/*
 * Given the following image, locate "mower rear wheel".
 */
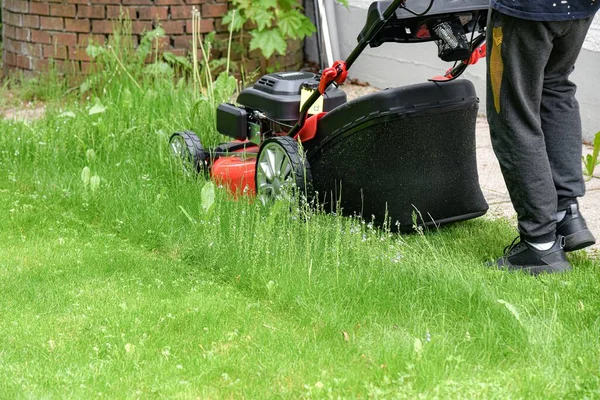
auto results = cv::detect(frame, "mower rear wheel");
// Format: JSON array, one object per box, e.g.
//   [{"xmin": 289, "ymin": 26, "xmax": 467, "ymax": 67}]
[
  {"xmin": 255, "ymin": 136, "xmax": 313, "ymax": 205},
  {"xmin": 169, "ymin": 131, "xmax": 207, "ymax": 176}
]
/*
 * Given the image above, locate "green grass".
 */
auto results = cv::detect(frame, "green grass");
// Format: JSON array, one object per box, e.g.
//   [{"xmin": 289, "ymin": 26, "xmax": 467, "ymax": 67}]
[{"xmin": 0, "ymin": 70, "xmax": 599, "ymax": 398}]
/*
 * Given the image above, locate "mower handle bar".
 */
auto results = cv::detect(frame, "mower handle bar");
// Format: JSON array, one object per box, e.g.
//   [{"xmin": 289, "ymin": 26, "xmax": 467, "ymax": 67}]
[{"xmin": 287, "ymin": 0, "xmax": 407, "ymax": 137}]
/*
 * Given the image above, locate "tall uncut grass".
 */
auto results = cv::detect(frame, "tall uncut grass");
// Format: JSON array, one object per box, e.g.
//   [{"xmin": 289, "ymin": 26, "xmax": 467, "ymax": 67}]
[{"xmin": 0, "ymin": 27, "xmax": 599, "ymax": 398}]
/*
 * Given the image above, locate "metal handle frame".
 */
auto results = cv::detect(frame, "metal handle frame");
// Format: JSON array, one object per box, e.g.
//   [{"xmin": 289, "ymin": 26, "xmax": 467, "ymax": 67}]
[{"xmin": 287, "ymin": 0, "xmax": 407, "ymax": 137}]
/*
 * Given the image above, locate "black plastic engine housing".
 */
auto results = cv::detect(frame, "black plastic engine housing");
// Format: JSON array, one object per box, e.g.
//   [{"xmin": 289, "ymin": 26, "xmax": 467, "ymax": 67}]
[{"xmin": 236, "ymin": 71, "xmax": 347, "ymax": 125}]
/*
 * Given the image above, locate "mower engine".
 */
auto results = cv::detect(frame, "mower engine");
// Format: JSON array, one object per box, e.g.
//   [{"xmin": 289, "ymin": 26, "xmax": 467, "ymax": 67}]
[
  {"xmin": 216, "ymin": 72, "xmax": 347, "ymax": 143},
  {"xmin": 360, "ymin": 0, "xmax": 488, "ymax": 62}
]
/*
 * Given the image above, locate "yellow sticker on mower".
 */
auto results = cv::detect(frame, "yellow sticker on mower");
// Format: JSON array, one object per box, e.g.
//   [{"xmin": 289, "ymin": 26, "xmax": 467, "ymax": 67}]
[{"xmin": 300, "ymin": 87, "xmax": 324, "ymax": 115}]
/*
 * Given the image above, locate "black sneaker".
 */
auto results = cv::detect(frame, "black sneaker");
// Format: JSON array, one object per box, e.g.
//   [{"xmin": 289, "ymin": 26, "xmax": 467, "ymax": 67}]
[
  {"xmin": 557, "ymin": 204, "xmax": 596, "ymax": 252},
  {"xmin": 489, "ymin": 236, "xmax": 572, "ymax": 275}
]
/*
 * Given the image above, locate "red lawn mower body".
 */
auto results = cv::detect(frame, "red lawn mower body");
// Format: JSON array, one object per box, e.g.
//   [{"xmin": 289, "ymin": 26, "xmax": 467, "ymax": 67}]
[{"xmin": 170, "ymin": 0, "xmax": 491, "ymax": 231}]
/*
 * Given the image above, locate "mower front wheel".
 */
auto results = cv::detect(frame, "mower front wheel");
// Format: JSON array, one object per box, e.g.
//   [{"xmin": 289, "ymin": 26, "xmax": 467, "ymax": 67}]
[
  {"xmin": 169, "ymin": 131, "xmax": 207, "ymax": 176},
  {"xmin": 255, "ymin": 136, "xmax": 313, "ymax": 205}
]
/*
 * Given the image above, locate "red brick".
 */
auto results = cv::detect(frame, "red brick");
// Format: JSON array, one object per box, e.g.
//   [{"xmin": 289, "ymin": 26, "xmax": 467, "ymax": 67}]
[
  {"xmin": 138, "ymin": 6, "xmax": 168, "ymax": 20},
  {"xmin": 154, "ymin": 36, "xmax": 171, "ymax": 49},
  {"xmin": 22, "ymin": 43, "xmax": 43, "ymax": 57},
  {"xmin": 33, "ymin": 58, "xmax": 50, "ymax": 71},
  {"xmin": 170, "ymin": 5, "xmax": 194, "ymax": 19},
  {"xmin": 4, "ymin": 10, "xmax": 23, "ymax": 27},
  {"xmin": 123, "ymin": 0, "xmax": 153, "ymax": 4},
  {"xmin": 80, "ymin": 61, "xmax": 93, "ymax": 74},
  {"xmin": 5, "ymin": 30, "xmax": 19, "ymax": 43},
  {"xmin": 185, "ymin": 18, "xmax": 214, "ymax": 34},
  {"xmin": 77, "ymin": 5, "xmax": 106, "ymax": 19},
  {"xmin": 68, "ymin": 46, "xmax": 91, "ymax": 62},
  {"xmin": 201, "ymin": 4, "xmax": 227, "ymax": 18},
  {"xmin": 65, "ymin": 0, "xmax": 93, "ymax": 5},
  {"xmin": 4, "ymin": 0, "xmax": 29, "ymax": 13},
  {"xmin": 153, "ymin": 0, "xmax": 183, "ymax": 4},
  {"xmin": 92, "ymin": 20, "xmax": 114, "ymax": 34},
  {"xmin": 78, "ymin": 34, "xmax": 107, "ymax": 45},
  {"xmin": 30, "ymin": 3, "xmax": 50, "ymax": 15},
  {"xmin": 16, "ymin": 55, "xmax": 33, "ymax": 70},
  {"xmin": 4, "ymin": 39, "xmax": 22, "ymax": 53},
  {"xmin": 15, "ymin": 27, "xmax": 31, "ymax": 41},
  {"xmin": 52, "ymin": 32, "xmax": 78, "ymax": 46},
  {"xmin": 43, "ymin": 45, "xmax": 68, "ymax": 60},
  {"xmin": 214, "ymin": 17, "xmax": 227, "ymax": 32},
  {"xmin": 131, "ymin": 21, "xmax": 153, "ymax": 34},
  {"xmin": 65, "ymin": 18, "xmax": 91, "ymax": 33},
  {"xmin": 3, "ymin": 51, "xmax": 18, "ymax": 67},
  {"xmin": 168, "ymin": 48, "xmax": 187, "ymax": 57},
  {"xmin": 59, "ymin": 60, "xmax": 81, "ymax": 75},
  {"xmin": 23, "ymin": 15, "xmax": 41, "ymax": 29},
  {"xmin": 91, "ymin": 0, "xmax": 126, "ymax": 4},
  {"xmin": 50, "ymin": 4, "xmax": 76, "ymax": 18},
  {"xmin": 31, "ymin": 29, "xmax": 53, "ymax": 44},
  {"xmin": 107, "ymin": 5, "xmax": 138, "ymax": 19},
  {"xmin": 5, "ymin": 0, "xmax": 239, "ymax": 75},
  {"xmin": 159, "ymin": 21, "xmax": 185, "ymax": 35},
  {"xmin": 40, "ymin": 17, "xmax": 64, "ymax": 31},
  {"xmin": 172, "ymin": 35, "xmax": 192, "ymax": 49},
  {"xmin": 3, "ymin": 25, "xmax": 17, "ymax": 39}
]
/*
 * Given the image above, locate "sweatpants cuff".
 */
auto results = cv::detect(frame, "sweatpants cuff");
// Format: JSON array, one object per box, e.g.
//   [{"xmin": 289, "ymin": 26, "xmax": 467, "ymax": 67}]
[
  {"xmin": 521, "ymin": 232, "xmax": 557, "ymax": 244},
  {"xmin": 558, "ymin": 198, "xmax": 579, "ymax": 211}
]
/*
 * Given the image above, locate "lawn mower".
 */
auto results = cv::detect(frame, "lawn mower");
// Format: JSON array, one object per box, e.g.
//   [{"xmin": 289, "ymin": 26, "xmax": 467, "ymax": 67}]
[{"xmin": 169, "ymin": 0, "xmax": 490, "ymax": 231}]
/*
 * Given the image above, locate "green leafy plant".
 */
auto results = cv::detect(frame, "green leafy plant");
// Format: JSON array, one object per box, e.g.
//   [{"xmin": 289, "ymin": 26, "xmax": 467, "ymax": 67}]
[
  {"xmin": 583, "ymin": 130, "xmax": 600, "ymax": 179},
  {"xmin": 85, "ymin": 22, "xmax": 181, "ymax": 93},
  {"xmin": 223, "ymin": 0, "xmax": 348, "ymax": 59}
]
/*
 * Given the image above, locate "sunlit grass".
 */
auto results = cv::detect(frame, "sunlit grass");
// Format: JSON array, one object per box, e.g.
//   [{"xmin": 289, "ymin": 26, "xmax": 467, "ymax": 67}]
[{"xmin": 0, "ymin": 65, "xmax": 599, "ymax": 398}]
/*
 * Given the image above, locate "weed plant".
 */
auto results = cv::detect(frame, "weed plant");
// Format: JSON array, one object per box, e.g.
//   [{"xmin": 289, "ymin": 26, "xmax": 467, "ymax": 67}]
[
  {"xmin": 0, "ymin": 27, "xmax": 599, "ymax": 399},
  {"xmin": 583, "ymin": 130, "xmax": 600, "ymax": 179}
]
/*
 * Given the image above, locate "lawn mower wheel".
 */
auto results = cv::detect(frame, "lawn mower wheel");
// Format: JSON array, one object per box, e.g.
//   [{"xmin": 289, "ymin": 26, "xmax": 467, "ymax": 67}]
[
  {"xmin": 256, "ymin": 136, "xmax": 313, "ymax": 205},
  {"xmin": 169, "ymin": 131, "xmax": 207, "ymax": 176}
]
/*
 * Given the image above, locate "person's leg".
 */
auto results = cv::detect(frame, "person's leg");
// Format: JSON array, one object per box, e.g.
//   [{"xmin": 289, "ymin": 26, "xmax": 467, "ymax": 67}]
[
  {"xmin": 540, "ymin": 17, "xmax": 596, "ymax": 251},
  {"xmin": 486, "ymin": 10, "xmax": 557, "ymax": 244},
  {"xmin": 541, "ymin": 17, "xmax": 592, "ymax": 211}
]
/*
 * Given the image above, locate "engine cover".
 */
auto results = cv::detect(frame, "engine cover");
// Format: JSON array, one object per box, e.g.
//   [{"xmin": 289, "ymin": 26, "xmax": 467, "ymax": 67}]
[{"xmin": 236, "ymin": 72, "xmax": 347, "ymax": 125}]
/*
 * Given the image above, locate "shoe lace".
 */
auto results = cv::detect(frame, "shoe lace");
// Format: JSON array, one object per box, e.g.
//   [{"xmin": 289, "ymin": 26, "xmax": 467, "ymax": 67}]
[{"xmin": 503, "ymin": 236, "xmax": 523, "ymax": 257}]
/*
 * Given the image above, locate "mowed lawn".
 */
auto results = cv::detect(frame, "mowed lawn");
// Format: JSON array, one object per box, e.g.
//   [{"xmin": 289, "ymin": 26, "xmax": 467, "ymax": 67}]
[{"xmin": 1, "ymin": 75, "xmax": 599, "ymax": 398}]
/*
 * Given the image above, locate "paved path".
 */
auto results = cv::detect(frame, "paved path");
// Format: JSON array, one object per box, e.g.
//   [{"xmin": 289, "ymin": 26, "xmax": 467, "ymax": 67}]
[{"xmin": 476, "ymin": 117, "xmax": 600, "ymax": 252}]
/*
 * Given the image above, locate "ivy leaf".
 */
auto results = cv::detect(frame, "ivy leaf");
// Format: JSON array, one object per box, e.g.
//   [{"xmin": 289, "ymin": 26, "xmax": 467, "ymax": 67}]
[
  {"xmin": 213, "ymin": 72, "xmax": 238, "ymax": 104},
  {"xmin": 222, "ymin": 10, "xmax": 246, "ymax": 31},
  {"xmin": 278, "ymin": 10, "xmax": 315, "ymax": 39},
  {"xmin": 250, "ymin": 29, "xmax": 287, "ymax": 58},
  {"xmin": 277, "ymin": 0, "xmax": 298, "ymax": 11},
  {"xmin": 255, "ymin": 8, "xmax": 274, "ymax": 31},
  {"xmin": 260, "ymin": 0, "xmax": 277, "ymax": 8}
]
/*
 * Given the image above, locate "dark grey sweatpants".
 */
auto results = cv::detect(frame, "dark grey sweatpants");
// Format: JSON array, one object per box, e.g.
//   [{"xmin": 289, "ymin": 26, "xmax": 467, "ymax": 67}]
[{"xmin": 486, "ymin": 9, "xmax": 594, "ymax": 243}]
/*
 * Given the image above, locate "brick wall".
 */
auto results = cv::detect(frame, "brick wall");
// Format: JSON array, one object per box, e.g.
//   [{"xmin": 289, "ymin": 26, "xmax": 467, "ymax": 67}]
[{"xmin": 1, "ymin": 0, "xmax": 304, "ymax": 75}]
